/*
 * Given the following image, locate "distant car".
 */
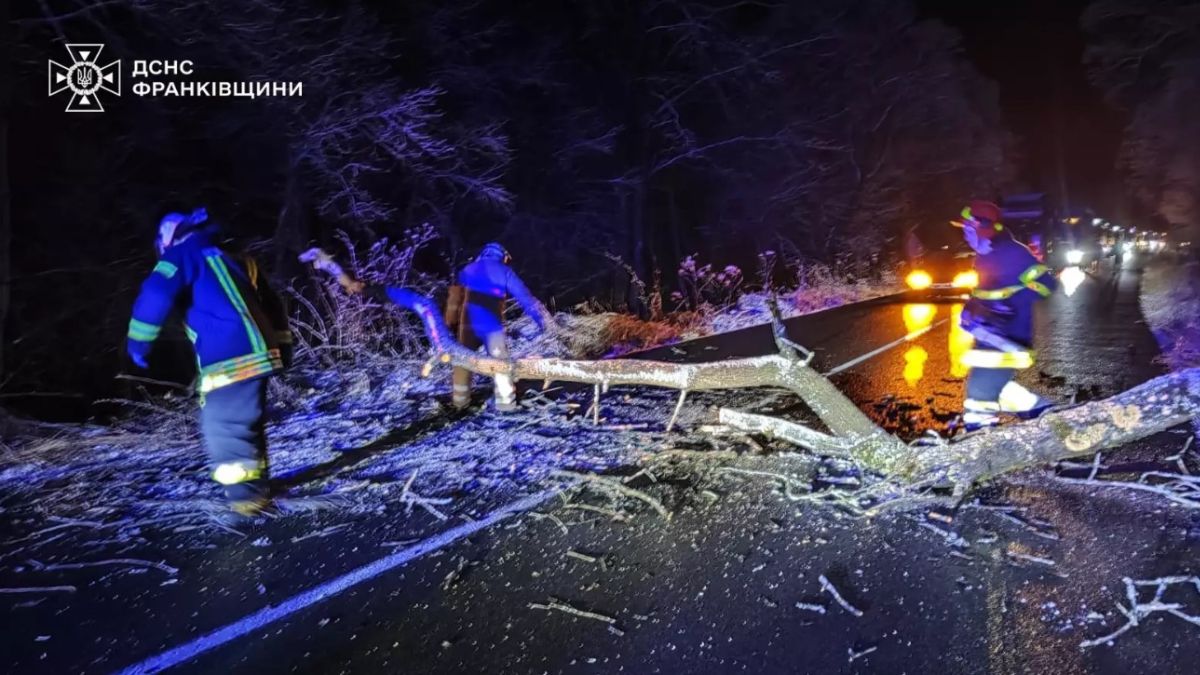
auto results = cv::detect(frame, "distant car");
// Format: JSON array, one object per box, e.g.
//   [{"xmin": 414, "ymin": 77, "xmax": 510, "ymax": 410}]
[
  {"xmin": 1042, "ymin": 239, "xmax": 1100, "ymax": 269},
  {"xmin": 902, "ymin": 246, "xmax": 977, "ymax": 298}
]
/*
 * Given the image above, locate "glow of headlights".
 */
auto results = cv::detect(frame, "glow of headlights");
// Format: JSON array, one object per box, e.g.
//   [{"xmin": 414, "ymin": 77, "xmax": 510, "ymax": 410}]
[
  {"xmin": 1065, "ymin": 249, "xmax": 1084, "ymax": 264},
  {"xmin": 906, "ymin": 270, "xmax": 933, "ymax": 290},
  {"xmin": 1061, "ymin": 265, "xmax": 1086, "ymax": 297},
  {"xmin": 951, "ymin": 270, "xmax": 979, "ymax": 288}
]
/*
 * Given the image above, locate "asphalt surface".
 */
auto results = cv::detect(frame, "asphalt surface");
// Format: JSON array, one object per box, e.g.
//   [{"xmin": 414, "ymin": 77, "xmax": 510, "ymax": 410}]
[{"xmin": 4, "ymin": 261, "xmax": 1197, "ymax": 674}]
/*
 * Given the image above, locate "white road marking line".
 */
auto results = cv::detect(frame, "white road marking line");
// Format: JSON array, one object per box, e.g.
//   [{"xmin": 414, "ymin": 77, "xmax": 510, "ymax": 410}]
[
  {"xmin": 114, "ymin": 487, "xmax": 565, "ymax": 674},
  {"xmin": 823, "ymin": 320, "xmax": 947, "ymax": 377}
]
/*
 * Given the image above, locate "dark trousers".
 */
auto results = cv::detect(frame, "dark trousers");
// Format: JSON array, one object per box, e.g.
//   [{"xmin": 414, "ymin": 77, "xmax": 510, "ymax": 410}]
[
  {"xmin": 965, "ymin": 364, "xmax": 1014, "ymax": 406},
  {"xmin": 200, "ymin": 377, "xmax": 269, "ymax": 501},
  {"xmin": 446, "ymin": 287, "xmax": 512, "ymax": 407}
]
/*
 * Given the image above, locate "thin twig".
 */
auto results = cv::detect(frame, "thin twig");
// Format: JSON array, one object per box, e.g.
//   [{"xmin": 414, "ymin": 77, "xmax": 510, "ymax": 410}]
[
  {"xmin": 529, "ymin": 598, "xmax": 618, "ymax": 625},
  {"xmin": 554, "ymin": 469, "xmax": 670, "ymax": 520},
  {"xmin": 527, "ymin": 511, "xmax": 569, "ymax": 535},
  {"xmin": 28, "ymin": 557, "xmax": 178, "ymax": 576},
  {"xmin": 665, "ymin": 389, "xmax": 688, "ymax": 432},
  {"xmin": 0, "ymin": 586, "xmax": 77, "ymax": 594},
  {"xmin": 819, "ymin": 574, "xmax": 863, "ymax": 617},
  {"xmin": 794, "ymin": 602, "xmax": 827, "ymax": 614},
  {"xmin": 848, "ymin": 645, "xmax": 878, "ymax": 662}
]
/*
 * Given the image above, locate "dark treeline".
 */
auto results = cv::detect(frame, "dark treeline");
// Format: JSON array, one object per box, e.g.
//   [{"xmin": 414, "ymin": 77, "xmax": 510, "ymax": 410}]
[
  {"xmin": 7, "ymin": 0, "xmax": 1015, "ymax": 400},
  {"xmin": 1083, "ymin": 1, "xmax": 1200, "ymax": 247}
]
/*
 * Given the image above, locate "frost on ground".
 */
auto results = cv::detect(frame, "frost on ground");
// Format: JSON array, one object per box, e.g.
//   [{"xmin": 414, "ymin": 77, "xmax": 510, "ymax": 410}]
[
  {"xmin": 0, "ymin": 239, "xmax": 895, "ymax": 589},
  {"xmin": 0, "ymin": 359, "xmax": 669, "ymax": 541}
]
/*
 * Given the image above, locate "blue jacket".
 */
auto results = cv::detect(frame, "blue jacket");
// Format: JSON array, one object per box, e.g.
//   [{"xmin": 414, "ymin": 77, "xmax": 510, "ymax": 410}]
[
  {"xmin": 127, "ymin": 232, "xmax": 289, "ymax": 392},
  {"xmin": 967, "ymin": 234, "xmax": 1056, "ymax": 347},
  {"xmin": 457, "ymin": 257, "xmax": 549, "ymax": 336}
]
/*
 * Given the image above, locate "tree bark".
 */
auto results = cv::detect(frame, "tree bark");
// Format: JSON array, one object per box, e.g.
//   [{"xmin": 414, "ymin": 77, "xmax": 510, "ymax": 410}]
[{"xmin": 904, "ymin": 369, "xmax": 1200, "ymax": 486}]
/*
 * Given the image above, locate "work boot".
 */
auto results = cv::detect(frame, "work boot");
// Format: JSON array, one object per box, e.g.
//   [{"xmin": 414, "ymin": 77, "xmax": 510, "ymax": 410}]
[
  {"xmin": 998, "ymin": 381, "xmax": 1053, "ymax": 419},
  {"xmin": 961, "ymin": 411, "xmax": 1000, "ymax": 432},
  {"xmin": 1014, "ymin": 398, "xmax": 1055, "ymax": 420},
  {"xmin": 224, "ymin": 481, "xmax": 273, "ymax": 518},
  {"xmin": 492, "ymin": 398, "xmax": 518, "ymax": 413}
]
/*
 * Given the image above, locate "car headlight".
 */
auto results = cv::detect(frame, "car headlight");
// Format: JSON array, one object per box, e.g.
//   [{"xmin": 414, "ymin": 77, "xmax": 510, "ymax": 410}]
[
  {"xmin": 906, "ymin": 270, "xmax": 933, "ymax": 290},
  {"xmin": 1060, "ymin": 265, "xmax": 1086, "ymax": 297},
  {"xmin": 951, "ymin": 270, "xmax": 979, "ymax": 289},
  {"xmin": 1065, "ymin": 249, "xmax": 1085, "ymax": 264}
]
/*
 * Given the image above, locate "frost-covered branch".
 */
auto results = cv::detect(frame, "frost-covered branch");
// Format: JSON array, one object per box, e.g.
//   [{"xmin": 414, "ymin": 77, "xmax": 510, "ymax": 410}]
[{"xmin": 1081, "ymin": 576, "xmax": 1200, "ymax": 649}]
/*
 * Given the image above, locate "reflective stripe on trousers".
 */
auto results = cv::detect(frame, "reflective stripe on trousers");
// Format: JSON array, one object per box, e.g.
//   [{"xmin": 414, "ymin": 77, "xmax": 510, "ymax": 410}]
[
  {"xmin": 200, "ymin": 378, "xmax": 269, "ymax": 496},
  {"xmin": 212, "ymin": 459, "xmax": 263, "ymax": 485},
  {"xmin": 961, "ymin": 348, "xmax": 1035, "ymax": 370},
  {"xmin": 451, "ymin": 328, "xmax": 515, "ymax": 405},
  {"xmin": 962, "ymin": 411, "xmax": 1000, "ymax": 428}
]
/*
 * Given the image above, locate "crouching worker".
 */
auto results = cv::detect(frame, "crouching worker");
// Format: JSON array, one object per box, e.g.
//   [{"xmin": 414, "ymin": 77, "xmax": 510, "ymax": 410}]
[
  {"xmin": 953, "ymin": 200, "xmax": 1057, "ymax": 431},
  {"xmin": 127, "ymin": 208, "xmax": 291, "ymax": 516},
  {"xmin": 446, "ymin": 243, "xmax": 553, "ymax": 411},
  {"xmin": 299, "ymin": 243, "xmax": 553, "ymax": 411}
]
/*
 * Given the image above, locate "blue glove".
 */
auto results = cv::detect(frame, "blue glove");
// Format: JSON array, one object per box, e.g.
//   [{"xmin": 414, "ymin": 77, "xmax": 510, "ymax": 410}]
[{"xmin": 127, "ymin": 339, "xmax": 151, "ymax": 369}]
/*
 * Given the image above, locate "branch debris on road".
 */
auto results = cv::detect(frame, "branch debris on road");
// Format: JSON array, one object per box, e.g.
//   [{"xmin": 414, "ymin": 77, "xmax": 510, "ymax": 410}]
[{"xmin": 819, "ymin": 574, "xmax": 864, "ymax": 617}]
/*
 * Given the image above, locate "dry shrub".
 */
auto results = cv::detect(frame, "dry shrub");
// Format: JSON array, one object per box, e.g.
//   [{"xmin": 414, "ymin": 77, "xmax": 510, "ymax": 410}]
[
  {"xmin": 568, "ymin": 312, "xmax": 694, "ymax": 357},
  {"xmin": 792, "ymin": 261, "xmax": 897, "ymax": 314},
  {"xmin": 287, "ymin": 225, "xmax": 446, "ymax": 368}
]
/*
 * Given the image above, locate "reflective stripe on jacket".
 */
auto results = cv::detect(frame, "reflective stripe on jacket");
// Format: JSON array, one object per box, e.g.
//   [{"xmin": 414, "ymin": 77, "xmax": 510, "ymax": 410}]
[
  {"xmin": 966, "ymin": 235, "xmax": 1057, "ymax": 346},
  {"xmin": 128, "ymin": 233, "xmax": 285, "ymax": 392}
]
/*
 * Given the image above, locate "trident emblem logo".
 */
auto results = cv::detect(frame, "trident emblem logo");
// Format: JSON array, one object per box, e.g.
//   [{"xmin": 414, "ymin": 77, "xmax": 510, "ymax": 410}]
[{"xmin": 48, "ymin": 44, "xmax": 121, "ymax": 112}]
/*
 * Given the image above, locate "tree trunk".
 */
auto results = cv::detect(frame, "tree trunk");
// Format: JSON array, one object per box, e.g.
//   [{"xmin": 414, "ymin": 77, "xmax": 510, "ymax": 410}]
[
  {"xmin": 905, "ymin": 369, "xmax": 1200, "ymax": 486},
  {"xmin": 272, "ymin": 155, "xmax": 311, "ymax": 275},
  {"xmin": 305, "ymin": 254, "xmax": 1200, "ymax": 493},
  {"xmin": 388, "ymin": 289, "xmax": 1200, "ymax": 489},
  {"xmin": 665, "ymin": 187, "xmax": 684, "ymax": 272}
]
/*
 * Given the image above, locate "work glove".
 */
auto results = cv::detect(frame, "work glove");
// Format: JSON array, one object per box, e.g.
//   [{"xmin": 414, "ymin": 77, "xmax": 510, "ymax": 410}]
[{"xmin": 127, "ymin": 339, "xmax": 151, "ymax": 369}]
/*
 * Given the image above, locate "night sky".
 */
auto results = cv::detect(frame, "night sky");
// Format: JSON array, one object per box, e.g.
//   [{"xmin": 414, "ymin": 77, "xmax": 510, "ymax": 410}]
[{"xmin": 919, "ymin": 0, "xmax": 1128, "ymax": 218}]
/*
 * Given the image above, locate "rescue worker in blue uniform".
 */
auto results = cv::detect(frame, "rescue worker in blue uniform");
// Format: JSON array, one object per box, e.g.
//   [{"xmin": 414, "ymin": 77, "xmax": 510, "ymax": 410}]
[
  {"xmin": 953, "ymin": 201, "xmax": 1057, "ymax": 430},
  {"xmin": 446, "ymin": 243, "xmax": 553, "ymax": 411},
  {"xmin": 127, "ymin": 208, "xmax": 291, "ymax": 515}
]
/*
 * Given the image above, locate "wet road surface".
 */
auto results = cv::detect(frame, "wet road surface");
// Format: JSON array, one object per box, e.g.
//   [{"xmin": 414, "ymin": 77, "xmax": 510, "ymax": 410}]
[{"xmin": 4, "ymin": 262, "xmax": 1197, "ymax": 674}]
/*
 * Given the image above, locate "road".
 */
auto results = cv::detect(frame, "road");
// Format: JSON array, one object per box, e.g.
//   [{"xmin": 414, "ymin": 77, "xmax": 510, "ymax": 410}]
[{"xmin": 4, "ymin": 262, "xmax": 1196, "ymax": 674}]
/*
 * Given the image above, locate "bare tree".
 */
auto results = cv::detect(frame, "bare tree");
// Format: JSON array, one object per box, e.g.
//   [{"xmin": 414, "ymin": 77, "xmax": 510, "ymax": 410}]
[
  {"xmin": 1084, "ymin": 1, "xmax": 1200, "ymax": 245},
  {"xmin": 0, "ymin": 0, "xmax": 11, "ymax": 380}
]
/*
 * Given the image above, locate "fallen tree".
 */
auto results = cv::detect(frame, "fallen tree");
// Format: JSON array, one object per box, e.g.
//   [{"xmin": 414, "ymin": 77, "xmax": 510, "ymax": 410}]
[{"xmin": 300, "ymin": 249, "xmax": 1200, "ymax": 495}]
